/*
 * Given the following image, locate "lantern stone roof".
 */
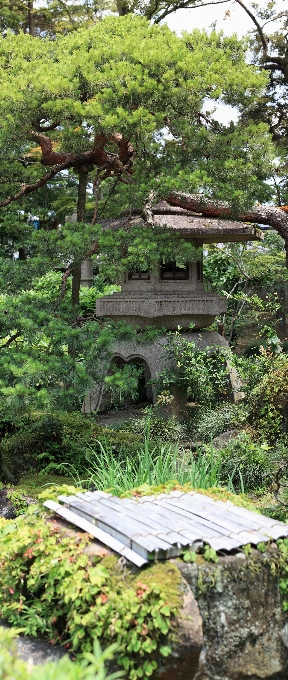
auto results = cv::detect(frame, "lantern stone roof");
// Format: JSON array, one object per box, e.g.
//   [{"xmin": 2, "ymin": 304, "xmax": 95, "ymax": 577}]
[{"xmin": 100, "ymin": 201, "xmax": 263, "ymax": 243}]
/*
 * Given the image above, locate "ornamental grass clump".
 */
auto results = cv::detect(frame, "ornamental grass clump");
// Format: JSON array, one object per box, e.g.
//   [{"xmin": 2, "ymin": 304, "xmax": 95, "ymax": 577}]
[{"xmin": 84, "ymin": 438, "xmax": 221, "ymax": 494}]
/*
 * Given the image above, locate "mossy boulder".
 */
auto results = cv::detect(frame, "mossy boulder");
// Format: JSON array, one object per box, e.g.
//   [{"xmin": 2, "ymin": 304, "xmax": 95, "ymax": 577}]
[{"xmin": 178, "ymin": 548, "xmax": 288, "ymax": 679}]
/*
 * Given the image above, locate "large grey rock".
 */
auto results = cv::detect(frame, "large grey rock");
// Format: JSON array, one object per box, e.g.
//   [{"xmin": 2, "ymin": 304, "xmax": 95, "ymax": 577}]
[
  {"xmin": 177, "ymin": 548, "xmax": 288, "ymax": 679},
  {"xmin": 212, "ymin": 429, "xmax": 239, "ymax": 449},
  {"xmin": 0, "ymin": 489, "xmax": 16, "ymax": 519},
  {"xmin": 0, "ymin": 623, "xmax": 67, "ymax": 664}
]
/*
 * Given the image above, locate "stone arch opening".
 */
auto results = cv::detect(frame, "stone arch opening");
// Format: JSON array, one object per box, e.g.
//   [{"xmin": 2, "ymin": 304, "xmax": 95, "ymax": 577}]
[{"xmin": 111, "ymin": 354, "xmax": 153, "ymax": 405}]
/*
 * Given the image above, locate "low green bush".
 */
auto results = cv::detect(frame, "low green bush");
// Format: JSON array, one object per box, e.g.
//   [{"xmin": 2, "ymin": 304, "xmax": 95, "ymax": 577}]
[
  {"xmin": 6, "ymin": 488, "xmax": 31, "ymax": 515},
  {"xmin": 159, "ymin": 335, "xmax": 231, "ymax": 408},
  {"xmin": 248, "ymin": 354, "xmax": 288, "ymax": 442},
  {"xmin": 117, "ymin": 410, "xmax": 186, "ymax": 443},
  {"xmin": 0, "ymin": 627, "xmax": 124, "ymax": 680},
  {"xmin": 218, "ymin": 432, "xmax": 274, "ymax": 492},
  {"xmin": 0, "ymin": 411, "xmax": 142, "ymax": 483},
  {"xmin": 260, "ymin": 505, "xmax": 288, "ymax": 523},
  {"xmin": 243, "ymin": 336, "xmax": 283, "ymax": 358},
  {"xmin": 193, "ymin": 403, "xmax": 247, "ymax": 443},
  {"xmin": 0, "ymin": 431, "xmax": 40, "ymax": 483},
  {"xmin": 0, "ymin": 511, "xmax": 181, "ymax": 680}
]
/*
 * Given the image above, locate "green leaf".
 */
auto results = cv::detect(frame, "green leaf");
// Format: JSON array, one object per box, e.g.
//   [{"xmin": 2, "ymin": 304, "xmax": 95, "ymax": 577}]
[
  {"xmin": 183, "ymin": 550, "xmax": 197, "ymax": 563},
  {"xmin": 159, "ymin": 645, "xmax": 171, "ymax": 657}
]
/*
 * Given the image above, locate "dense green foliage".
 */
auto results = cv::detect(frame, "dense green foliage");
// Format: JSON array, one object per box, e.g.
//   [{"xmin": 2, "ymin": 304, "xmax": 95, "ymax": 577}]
[
  {"xmin": 0, "ymin": 17, "xmax": 269, "ymax": 208},
  {"xmin": 0, "ymin": 510, "xmax": 181, "ymax": 679},
  {"xmin": 219, "ymin": 433, "xmax": 273, "ymax": 493},
  {"xmin": 0, "ymin": 3, "xmax": 283, "ymax": 432},
  {"xmin": 0, "ymin": 411, "xmax": 143, "ymax": 482},
  {"xmin": 0, "ymin": 3, "xmax": 288, "ymax": 674},
  {"xmin": 0, "ymin": 14, "xmax": 275, "ymax": 421},
  {"xmin": 157, "ymin": 334, "xmax": 232, "ymax": 407},
  {"xmin": 203, "ymin": 231, "xmax": 287, "ymax": 343}
]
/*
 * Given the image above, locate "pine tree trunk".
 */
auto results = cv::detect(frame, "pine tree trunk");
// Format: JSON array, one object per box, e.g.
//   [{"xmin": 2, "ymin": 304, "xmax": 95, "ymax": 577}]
[
  {"xmin": 71, "ymin": 264, "xmax": 81, "ymax": 306},
  {"xmin": 76, "ymin": 168, "xmax": 88, "ymax": 223},
  {"xmin": 116, "ymin": 0, "xmax": 129, "ymax": 15},
  {"xmin": 28, "ymin": 1, "xmax": 35, "ymax": 36},
  {"xmin": 71, "ymin": 169, "xmax": 88, "ymax": 306}
]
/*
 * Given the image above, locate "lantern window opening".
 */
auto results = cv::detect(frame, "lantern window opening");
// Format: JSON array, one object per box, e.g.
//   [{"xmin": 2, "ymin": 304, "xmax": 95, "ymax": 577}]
[
  {"xmin": 160, "ymin": 262, "xmax": 189, "ymax": 280},
  {"xmin": 128, "ymin": 270, "xmax": 150, "ymax": 280}
]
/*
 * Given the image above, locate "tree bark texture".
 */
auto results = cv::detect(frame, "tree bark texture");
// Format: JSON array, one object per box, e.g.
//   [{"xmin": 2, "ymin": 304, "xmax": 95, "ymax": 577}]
[
  {"xmin": 116, "ymin": 0, "xmax": 129, "ymax": 15},
  {"xmin": 28, "ymin": 0, "xmax": 35, "ymax": 36},
  {"xmin": 76, "ymin": 168, "xmax": 88, "ymax": 222},
  {"xmin": 72, "ymin": 169, "xmax": 88, "ymax": 307},
  {"xmin": 0, "ymin": 133, "xmax": 135, "ymax": 211},
  {"xmin": 71, "ymin": 263, "xmax": 81, "ymax": 306},
  {"xmin": 166, "ymin": 191, "xmax": 288, "ymax": 265},
  {"xmin": 31, "ymin": 132, "xmax": 135, "ymax": 183}
]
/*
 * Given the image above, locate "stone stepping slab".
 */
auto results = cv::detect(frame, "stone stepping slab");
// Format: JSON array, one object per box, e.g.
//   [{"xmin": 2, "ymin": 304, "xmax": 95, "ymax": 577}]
[{"xmin": 44, "ymin": 490, "xmax": 288, "ymax": 564}]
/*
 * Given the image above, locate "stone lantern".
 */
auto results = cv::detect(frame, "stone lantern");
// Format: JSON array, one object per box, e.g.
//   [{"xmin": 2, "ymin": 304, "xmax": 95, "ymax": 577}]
[{"xmin": 83, "ymin": 202, "xmax": 263, "ymax": 417}]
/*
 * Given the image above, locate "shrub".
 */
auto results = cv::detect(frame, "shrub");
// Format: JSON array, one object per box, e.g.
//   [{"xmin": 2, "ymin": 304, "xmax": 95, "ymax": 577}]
[
  {"xmin": 0, "ymin": 411, "xmax": 142, "ymax": 483},
  {"xmin": 0, "ymin": 512, "xmax": 181, "ymax": 680},
  {"xmin": 218, "ymin": 432, "xmax": 274, "ymax": 492},
  {"xmin": 248, "ymin": 353, "xmax": 288, "ymax": 442},
  {"xmin": 0, "ymin": 627, "xmax": 124, "ymax": 680},
  {"xmin": 117, "ymin": 409, "xmax": 186, "ymax": 443},
  {"xmin": 243, "ymin": 336, "xmax": 283, "ymax": 358},
  {"xmin": 193, "ymin": 403, "xmax": 247, "ymax": 443},
  {"xmin": 158, "ymin": 334, "xmax": 231, "ymax": 408},
  {"xmin": 0, "ymin": 431, "xmax": 40, "ymax": 483}
]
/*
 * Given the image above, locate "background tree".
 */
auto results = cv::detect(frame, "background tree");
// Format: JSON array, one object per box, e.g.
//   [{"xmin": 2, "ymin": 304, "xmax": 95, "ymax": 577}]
[
  {"xmin": 0, "ymin": 12, "xmax": 282, "ymax": 417},
  {"xmin": 203, "ymin": 231, "xmax": 287, "ymax": 343},
  {"xmin": 0, "ymin": 18, "xmax": 271, "ymax": 293},
  {"xmin": 0, "ymin": 0, "xmax": 109, "ymax": 37},
  {"xmin": 234, "ymin": 1, "xmax": 288, "ymax": 206}
]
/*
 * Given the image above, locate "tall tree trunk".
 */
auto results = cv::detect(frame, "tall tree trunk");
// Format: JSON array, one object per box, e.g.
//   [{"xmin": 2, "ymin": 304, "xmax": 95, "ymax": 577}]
[
  {"xmin": 166, "ymin": 192, "xmax": 288, "ymax": 267},
  {"xmin": 116, "ymin": 0, "xmax": 129, "ymax": 15},
  {"xmin": 71, "ymin": 168, "xmax": 88, "ymax": 306},
  {"xmin": 28, "ymin": 1, "xmax": 35, "ymax": 36}
]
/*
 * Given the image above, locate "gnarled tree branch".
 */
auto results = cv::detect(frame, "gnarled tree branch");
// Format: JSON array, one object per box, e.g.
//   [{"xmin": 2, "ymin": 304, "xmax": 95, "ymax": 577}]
[
  {"xmin": 0, "ymin": 331, "xmax": 21, "ymax": 349},
  {"xmin": 143, "ymin": 190, "xmax": 157, "ymax": 226},
  {"xmin": 54, "ymin": 266, "xmax": 73, "ymax": 308},
  {"xmin": 0, "ymin": 132, "xmax": 136, "ymax": 210},
  {"xmin": 0, "ymin": 161, "xmax": 71, "ymax": 209},
  {"xmin": 235, "ymin": 0, "xmax": 268, "ymax": 56},
  {"xmin": 153, "ymin": 0, "xmax": 229, "ymax": 24},
  {"xmin": 166, "ymin": 191, "xmax": 288, "ymax": 264},
  {"xmin": 33, "ymin": 120, "xmax": 61, "ymax": 132},
  {"xmin": 31, "ymin": 131, "xmax": 135, "ymax": 182}
]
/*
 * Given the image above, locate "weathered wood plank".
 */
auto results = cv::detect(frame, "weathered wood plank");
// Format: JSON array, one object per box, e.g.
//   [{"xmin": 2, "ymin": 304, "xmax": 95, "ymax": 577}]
[
  {"xmin": 44, "ymin": 500, "xmax": 147, "ymax": 567},
  {"xmin": 154, "ymin": 500, "xmax": 234, "ymax": 537},
  {"xmin": 56, "ymin": 490, "xmax": 288, "ymax": 560}
]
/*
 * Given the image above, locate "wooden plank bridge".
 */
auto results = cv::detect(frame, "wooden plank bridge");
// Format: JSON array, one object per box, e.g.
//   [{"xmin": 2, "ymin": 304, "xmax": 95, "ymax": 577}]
[{"xmin": 44, "ymin": 489, "xmax": 288, "ymax": 567}]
